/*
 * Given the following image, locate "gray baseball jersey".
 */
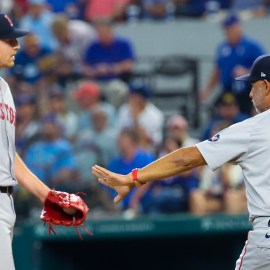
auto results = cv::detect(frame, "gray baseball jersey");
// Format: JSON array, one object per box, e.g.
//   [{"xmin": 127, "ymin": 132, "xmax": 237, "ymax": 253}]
[
  {"xmin": 196, "ymin": 109, "xmax": 270, "ymax": 222},
  {"xmin": 0, "ymin": 77, "xmax": 17, "ymax": 186}
]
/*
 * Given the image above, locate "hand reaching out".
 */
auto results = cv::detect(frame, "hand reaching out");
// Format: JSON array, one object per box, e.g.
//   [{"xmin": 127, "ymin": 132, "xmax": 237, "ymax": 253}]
[{"xmin": 91, "ymin": 165, "xmax": 134, "ymax": 204}]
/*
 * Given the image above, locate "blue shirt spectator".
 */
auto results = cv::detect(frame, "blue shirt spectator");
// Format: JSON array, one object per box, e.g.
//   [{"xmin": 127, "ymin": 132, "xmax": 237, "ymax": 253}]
[
  {"xmin": 108, "ymin": 149, "xmax": 155, "ymax": 209},
  {"xmin": 46, "ymin": 0, "xmax": 77, "ymax": 13},
  {"xmin": 128, "ymin": 135, "xmax": 199, "ymax": 215},
  {"xmin": 19, "ymin": 0, "xmax": 57, "ymax": 50},
  {"xmin": 216, "ymin": 36, "xmax": 265, "ymax": 93},
  {"xmin": 84, "ymin": 37, "xmax": 135, "ymax": 81},
  {"xmin": 200, "ymin": 13, "xmax": 266, "ymax": 114},
  {"xmin": 24, "ymin": 139, "xmax": 76, "ymax": 184},
  {"xmin": 107, "ymin": 128, "xmax": 155, "ymax": 210},
  {"xmin": 24, "ymin": 114, "xmax": 76, "ymax": 190},
  {"xmin": 9, "ymin": 34, "xmax": 53, "ymax": 84},
  {"xmin": 141, "ymin": 172, "xmax": 199, "ymax": 214},
  {"xmin": 83, "ymin": 19, "xmax": 135, "ymax": 82}
]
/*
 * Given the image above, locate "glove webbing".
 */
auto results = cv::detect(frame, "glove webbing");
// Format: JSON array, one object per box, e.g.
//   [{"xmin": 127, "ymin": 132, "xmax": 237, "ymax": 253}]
[{"xmin": 44, "ymin": 221, "xmax": 93, "ymax": 240}]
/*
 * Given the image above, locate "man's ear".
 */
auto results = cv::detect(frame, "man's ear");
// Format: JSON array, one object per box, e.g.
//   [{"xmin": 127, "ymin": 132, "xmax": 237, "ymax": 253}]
[{"xmin": 264, "ymin": 80, "xmax": 270, "ymax": 96}]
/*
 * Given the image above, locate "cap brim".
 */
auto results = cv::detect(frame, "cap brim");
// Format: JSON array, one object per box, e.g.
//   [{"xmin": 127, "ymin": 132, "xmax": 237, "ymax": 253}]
[
  {"xmin": 235, "ymin": 74, "xmax": 252, "ymax": 82},
  {"xmin": 1, "ymin": 29, "xmax": 29, "ymax": 39}
]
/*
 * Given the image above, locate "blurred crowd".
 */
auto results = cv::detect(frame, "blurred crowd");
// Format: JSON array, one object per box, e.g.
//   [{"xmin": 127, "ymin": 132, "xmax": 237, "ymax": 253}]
[
  {"xmin": 3, "ymin": 0, "xmax": 269, "ymax": 220},
  {"xmin": 2, "ymin": 0, "xmax": 270, "ymax": 25}
]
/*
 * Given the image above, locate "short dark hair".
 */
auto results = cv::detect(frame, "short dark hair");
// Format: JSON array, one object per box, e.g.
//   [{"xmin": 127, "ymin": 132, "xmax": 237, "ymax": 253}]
[{"xmin": 119, "ymin": 128, "xmax": 139, "ymax": 143}]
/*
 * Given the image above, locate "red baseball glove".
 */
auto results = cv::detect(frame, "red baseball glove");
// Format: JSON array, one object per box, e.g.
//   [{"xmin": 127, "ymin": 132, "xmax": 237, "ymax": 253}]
[{"xmin": 40, "ymin": 190, "xmax": 92, "ymax": 239}]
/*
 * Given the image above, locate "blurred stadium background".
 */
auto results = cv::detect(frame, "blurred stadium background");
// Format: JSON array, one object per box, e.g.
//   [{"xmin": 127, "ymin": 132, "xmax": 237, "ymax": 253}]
[{"xmin": 3, "ymin": 0, "xmax": 270, "ymax": 269}]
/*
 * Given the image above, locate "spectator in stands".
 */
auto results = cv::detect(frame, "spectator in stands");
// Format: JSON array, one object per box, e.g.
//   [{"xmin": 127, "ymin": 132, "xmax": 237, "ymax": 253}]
[
  {"xmin": 190, "ymin": 161, "xmax": 247, "ymax": 215},
  {"xmin": 165, "ymin": 114, "xmax": 199, "ymax": 148},
  {"xmin": 231, "ymin": 0, "xmax": 267, "ymax": 18},
  {"xmin": 83, "ymin": 18, "xmax": 135, "ymax": 107},
  {"xmin": 129, "ymin": 135, "xmax": 199, "ymax": 215},
  {"xmin": 200, "ymin": 92, "xmax": 250, "ymax": 141},
  {"xmin": 200, "ymin": 13, "xmax": 266, "ymax": 114},
  {"xmin": 12, "ymin": 0, "xmax": 29, "ymax": 23},
  {"xmin": 117, "ymin": 81, "xmax": 164, "ymax": 151},
  {"xmin": 156, "ymin": 133, "xmax": 182, "ymax": 157},
  {"xmin": 71, "ymin": 80, "xmax": 116, "ymax": 131},
  {"xmin": 190, "ymin": 120, "xmax": 247, "ymax": 215},
  {"xmin": 24, "ymin": 114, "xmax": 77, "ymax": 192},
  {"xmin": 8, "ymin": 33, "xmax": 55, "ymax": 85},
  {"xmin": 141, "ymin": 0, "xmax": 174, "ymax": 20},
  {"xmin": 106, "ymin": 128, "xmax": 155, "ymax": 211},
  {"xmin": 84, "ymin": 0, "xmax": 130, "ymax": 23},
  {"xmin": 49, "ymin": 88, "xmax": 78, "ymax": 142},
  {"xmin": 51, "ymin": 14, "xmax": 96, "ymax": 84},
  {"xmin": 15, "ymin": 94, "xmax": 40, "ymax": 157},
  {"xmin": 83, "ymin": 18, "xmax": 135, "ymax": 83},
  {"xmin": 19, "ymin": 0, "xmax": 56, "ymax": 50},
  {"xmin": 174, "ymin": 0, "xmax": 207, "ymax": 17},
  {"xmin": 46, "ymin": 0, "xmax": 79, "ymax": 17},
  {"xmin": 130, "ymin": 171, "xmax": 199, "ymax": 215},
  {"xmin": 74, "ymin": 106, "xmax": 118, "ymax": 183}
]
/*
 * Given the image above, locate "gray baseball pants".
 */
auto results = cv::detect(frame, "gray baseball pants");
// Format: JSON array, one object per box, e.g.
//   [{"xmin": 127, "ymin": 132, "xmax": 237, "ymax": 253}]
[
  {"xmin": 235, "ymin": 217, "xmax": 270, "ymax": 270},
  {"xmin": 0, "ymin": 193, "xmax": 16, "ymax": 270}
]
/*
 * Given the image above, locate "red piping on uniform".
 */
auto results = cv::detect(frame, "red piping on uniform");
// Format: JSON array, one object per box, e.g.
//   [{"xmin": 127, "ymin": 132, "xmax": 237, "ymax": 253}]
[{"xmin": 238, "ymin": 234, "xmax": 249, "ymax": 270}]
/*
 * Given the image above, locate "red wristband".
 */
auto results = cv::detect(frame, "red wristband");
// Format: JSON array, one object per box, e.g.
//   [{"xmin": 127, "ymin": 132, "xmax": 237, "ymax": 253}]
[{"xmin": 132, "ymin": 168, "xmax": 145, "ymax": 187}]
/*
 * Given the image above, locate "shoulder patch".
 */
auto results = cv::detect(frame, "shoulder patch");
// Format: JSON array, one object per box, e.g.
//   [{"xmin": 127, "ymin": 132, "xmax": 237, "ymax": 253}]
[{"xmin": 208, "ymin": 134, "xmax": 220, "ymax": 142}]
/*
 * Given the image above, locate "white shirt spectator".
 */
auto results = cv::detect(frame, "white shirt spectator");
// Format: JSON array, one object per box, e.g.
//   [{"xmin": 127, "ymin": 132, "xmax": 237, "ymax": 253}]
[
  {"xmin": 52, "ymin": 15, "xmax": 96, "ymax": 66},
  {"xmin": 117, "ymin": 102, "xmax": 164, "ymax": 146}
]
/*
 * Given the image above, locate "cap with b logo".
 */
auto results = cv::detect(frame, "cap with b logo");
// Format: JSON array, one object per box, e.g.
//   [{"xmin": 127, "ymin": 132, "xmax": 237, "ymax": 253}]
[
  {"xmin": 0, "ymin": 14, "xmax": 29, "ymax": 39},
  {"xmin": 236, "ymin": 55, "xmax": 270, "ymax": 83}
]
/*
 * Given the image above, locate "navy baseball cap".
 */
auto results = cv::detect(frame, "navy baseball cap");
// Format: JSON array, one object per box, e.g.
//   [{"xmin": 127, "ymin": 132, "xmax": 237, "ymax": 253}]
[
  {"xmin": 0, "ymin": 14, "xmax": 29, "ymax": 39},
  {"xmin": 236, "ymin": 55, "xmax": 270, "ymax": 83},
  {"xmin": 129, "ymin": 81, "xmax": 152, "ymax": 99},
  {"xmin": 222, "ymin": 13, "xmax": 240, "ymax": 28}
]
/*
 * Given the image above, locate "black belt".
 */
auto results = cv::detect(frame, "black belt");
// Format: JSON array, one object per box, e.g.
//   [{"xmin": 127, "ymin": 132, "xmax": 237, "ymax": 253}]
[{"xmin": 0, "ymin": 186, "xmax": 14, "ymax": 195}]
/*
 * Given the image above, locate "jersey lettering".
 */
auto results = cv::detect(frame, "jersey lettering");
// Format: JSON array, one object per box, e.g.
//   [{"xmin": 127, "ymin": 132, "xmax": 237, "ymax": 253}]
[
  {"xmin": 0, "ymin": 104, "xmax": 4, "ymax": 120},
  {"xmin": 9, "ymin": 107, "xmax": 15, "ymax": 125},
  {"xmin": 5, "ymin": 104, "xmax": 9, "ymax": 121},
  {"xmin": 0, "ymin": 103, "xmax": 16, "ymax": 125}
]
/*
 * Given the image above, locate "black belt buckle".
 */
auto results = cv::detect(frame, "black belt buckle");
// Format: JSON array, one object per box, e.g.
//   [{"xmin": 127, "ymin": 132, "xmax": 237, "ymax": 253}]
[{"xmin": 7, "ymin": 186, "xmax": 13, "ymax": 195}]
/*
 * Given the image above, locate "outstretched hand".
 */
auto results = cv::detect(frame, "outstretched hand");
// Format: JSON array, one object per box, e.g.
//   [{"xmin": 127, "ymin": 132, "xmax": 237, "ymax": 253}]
[{"xmin": 92, "ymin": 165, "xmax": 133, "ymax": 204}]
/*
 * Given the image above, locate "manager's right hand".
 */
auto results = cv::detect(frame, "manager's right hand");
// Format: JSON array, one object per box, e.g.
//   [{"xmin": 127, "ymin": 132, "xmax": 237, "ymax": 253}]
[{"xmin": 92, "ymin": 165, "xmax": 134, "ymax": 204}]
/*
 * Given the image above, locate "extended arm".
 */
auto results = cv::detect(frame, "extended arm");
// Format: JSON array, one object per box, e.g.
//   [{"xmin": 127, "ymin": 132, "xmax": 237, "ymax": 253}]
[
  {"xmin": 14, "ymin": 153, "xmax": 50, "ymax": 203},
  {"xmin": 128, "ymin": 146, "xmax": 206, "ymax": 182},
  {"xmin": 92, "ymin": 146, "xmax": 206, "ymax": 203}
]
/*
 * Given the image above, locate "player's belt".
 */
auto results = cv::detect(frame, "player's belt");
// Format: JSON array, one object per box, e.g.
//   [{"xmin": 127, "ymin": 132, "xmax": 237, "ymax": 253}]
[{"xmin": 0, "ymin": 186, "xmax": 14, "ymax": 195}]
